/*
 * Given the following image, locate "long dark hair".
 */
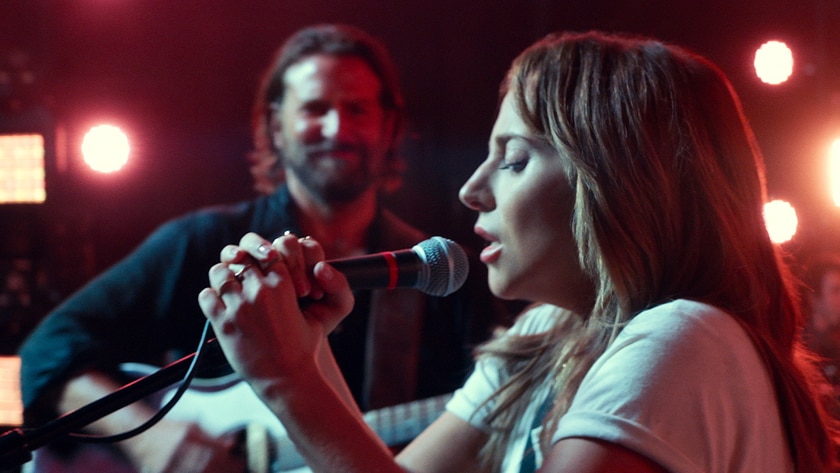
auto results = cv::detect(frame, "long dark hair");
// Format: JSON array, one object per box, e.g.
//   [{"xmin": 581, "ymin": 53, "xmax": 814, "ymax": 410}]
[{"xmin": 476, "ymin": 30, "xmax": 838, "ymax": 472}]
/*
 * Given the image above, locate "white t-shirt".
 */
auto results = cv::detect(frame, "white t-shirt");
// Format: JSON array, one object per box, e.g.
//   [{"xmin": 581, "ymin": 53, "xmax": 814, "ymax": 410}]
[{"xmin": 446, "ymin": 300, "xmax": 794, "ymax": 473}]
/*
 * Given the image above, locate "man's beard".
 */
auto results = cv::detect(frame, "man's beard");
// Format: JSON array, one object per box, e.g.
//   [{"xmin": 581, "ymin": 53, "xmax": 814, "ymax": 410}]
[{"xmin": 284, "ymin": 142, "xmax": 381, "ymax": 204}]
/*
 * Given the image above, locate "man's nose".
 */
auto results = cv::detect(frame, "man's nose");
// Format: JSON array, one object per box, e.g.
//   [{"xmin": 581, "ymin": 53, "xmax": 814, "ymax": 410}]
[{"xmin": 321, "ymin": 109, "xmax": 343, "ymax": 139}]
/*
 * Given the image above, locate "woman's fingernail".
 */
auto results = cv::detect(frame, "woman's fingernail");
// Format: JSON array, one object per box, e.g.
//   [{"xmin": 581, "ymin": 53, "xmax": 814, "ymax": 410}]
[
  {"xmin": 321, "ymin": 263, "xmax": 335, "ymax": 281},
  {"xmin": 297, "ymin": 280, "xmax": 311, "ymax": 297}
]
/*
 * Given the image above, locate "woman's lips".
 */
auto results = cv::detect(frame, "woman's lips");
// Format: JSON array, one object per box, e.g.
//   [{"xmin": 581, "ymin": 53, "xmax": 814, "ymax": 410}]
[
  {"xmin": 479, "ymin": 242, "xmax": 502, "ymax": 264},
  {"xmin": 474, "ymin": 226, "xmax": 500, "ymax": 264}
]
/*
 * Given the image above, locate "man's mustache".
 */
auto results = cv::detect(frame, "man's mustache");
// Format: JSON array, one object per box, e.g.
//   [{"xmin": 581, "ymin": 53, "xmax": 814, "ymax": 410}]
[{"xmin": 305, "ymin": 142, "xmax": 364, "ymax": 155}]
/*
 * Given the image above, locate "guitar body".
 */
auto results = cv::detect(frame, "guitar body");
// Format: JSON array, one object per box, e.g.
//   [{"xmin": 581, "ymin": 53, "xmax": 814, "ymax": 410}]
[
  {"xmin": 27, "ymin": 442, "xmax": 136, "ymax": 473},
  {"xmin": 26, "ymin": 364, "xmax": 449, "ymax": 473}
]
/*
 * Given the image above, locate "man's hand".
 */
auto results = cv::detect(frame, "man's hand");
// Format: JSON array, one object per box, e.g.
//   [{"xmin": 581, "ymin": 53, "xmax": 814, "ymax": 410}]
[{"xmin": 125, "ymin": 418, "xmax": 246, "ymax": 473}]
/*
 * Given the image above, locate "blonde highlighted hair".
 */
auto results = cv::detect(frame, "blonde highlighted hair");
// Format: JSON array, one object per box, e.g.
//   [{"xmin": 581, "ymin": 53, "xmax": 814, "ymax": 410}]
[{"xmin": 476, "ymin": 30, "xmax": 838, "ymax": 472}]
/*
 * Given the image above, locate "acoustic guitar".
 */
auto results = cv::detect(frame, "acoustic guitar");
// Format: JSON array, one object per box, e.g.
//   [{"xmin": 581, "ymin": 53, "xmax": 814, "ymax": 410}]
[{"xmin": 27, "ymin": 363, "xmax": 450, "ymax": 473}]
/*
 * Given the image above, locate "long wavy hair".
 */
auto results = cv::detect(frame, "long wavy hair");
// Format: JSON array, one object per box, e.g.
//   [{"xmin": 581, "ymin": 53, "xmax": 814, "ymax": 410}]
[
  {"xmin": 475, "ymin": 30, "xmax": 839, "ymax": 472},
  {"xmin": 249, "ymin": 24, "xmax": 406, "ymax": 195}
]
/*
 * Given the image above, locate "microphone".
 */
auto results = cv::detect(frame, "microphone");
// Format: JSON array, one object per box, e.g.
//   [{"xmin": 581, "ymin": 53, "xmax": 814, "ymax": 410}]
[{"xmin": 325, "ymin": 237, "xmax": 469, "ymax": 296}]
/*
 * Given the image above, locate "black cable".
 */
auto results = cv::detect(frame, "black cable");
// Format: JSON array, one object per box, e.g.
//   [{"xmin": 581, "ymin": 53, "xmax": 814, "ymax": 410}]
[{"xmin": 68, "ymin": 320, "xmax": 214, "ymax": 443}]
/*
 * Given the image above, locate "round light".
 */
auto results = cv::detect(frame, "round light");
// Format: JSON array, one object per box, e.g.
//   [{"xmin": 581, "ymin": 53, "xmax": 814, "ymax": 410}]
[
  {"xmin": 763, "ymin": 199, "xmax": 798, "ymax": 243},
  {"xmin": 754, "ymin": 40, "xmax": 794, "ymax": 85},
  {"xmin": 81, "ymin": 124, "xmax": 130, "ymax": 173}
]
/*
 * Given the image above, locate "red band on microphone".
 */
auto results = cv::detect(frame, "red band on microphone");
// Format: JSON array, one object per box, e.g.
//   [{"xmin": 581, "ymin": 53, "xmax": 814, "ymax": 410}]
[{"xmin": 383, "ymin": 251, "xmax": 398, "ymax": 289}]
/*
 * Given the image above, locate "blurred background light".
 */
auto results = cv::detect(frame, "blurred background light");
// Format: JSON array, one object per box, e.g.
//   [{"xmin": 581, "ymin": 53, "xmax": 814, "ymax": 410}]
[
  {"xmin": 831, "ymin": 138, "xmax": 840, "ymax": 207},
  {"xmin": 0, "ymin": 133, "xmax": 45, "ymax": 204},
  {"xmin": 754, "ymin": 40, "xmax": 794, "ymax": 85},
  {"xmin": 81, "ymin": 124, "xmax": 129, "ymax": 173},
  {"xmin": 764, "ymin": 199, "xmax": 798, "ymax": 243}
]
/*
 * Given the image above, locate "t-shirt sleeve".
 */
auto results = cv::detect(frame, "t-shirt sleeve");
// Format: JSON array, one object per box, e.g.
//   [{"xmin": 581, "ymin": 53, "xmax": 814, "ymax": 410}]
[
  {"xmin": 552, "ymin": 300, "xmax": 785, "ymax": 473},
  {"xmin": 445, "ymin": 354, "xmax": 503, "ymax": 431},
  {"xmin": 446, "ymin": 304, "xmax": 561, "ymax": 431}
]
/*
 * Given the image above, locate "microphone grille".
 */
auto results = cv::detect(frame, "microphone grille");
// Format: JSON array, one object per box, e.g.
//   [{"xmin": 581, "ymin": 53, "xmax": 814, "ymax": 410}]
[{"xmin": 414, "ymin": 237, "xmax": 469, "ymax": 296}]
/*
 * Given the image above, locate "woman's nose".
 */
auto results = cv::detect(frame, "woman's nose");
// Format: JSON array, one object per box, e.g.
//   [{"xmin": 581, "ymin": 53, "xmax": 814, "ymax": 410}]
[{"xmin": 459, "ymin": 164, "xmax": 493, "ymax": 212}]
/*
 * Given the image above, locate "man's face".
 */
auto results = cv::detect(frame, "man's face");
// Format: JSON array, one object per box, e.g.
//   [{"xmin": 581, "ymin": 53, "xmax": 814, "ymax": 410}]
[{"xmin": 272, "ymin": 54, "xmax": 395, "ymax": 204}]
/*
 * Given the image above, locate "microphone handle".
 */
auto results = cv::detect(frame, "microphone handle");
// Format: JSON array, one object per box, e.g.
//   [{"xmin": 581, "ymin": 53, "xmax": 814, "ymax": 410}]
[{"xmin": 326, "ymin": 249, "xmax": 423, "ymax": 290}]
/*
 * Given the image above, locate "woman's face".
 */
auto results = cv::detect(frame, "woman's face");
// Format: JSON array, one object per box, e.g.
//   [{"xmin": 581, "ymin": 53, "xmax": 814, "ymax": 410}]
[{"xmin": 459, "ymin": 92, "xmax": 594, "ymax": 312}]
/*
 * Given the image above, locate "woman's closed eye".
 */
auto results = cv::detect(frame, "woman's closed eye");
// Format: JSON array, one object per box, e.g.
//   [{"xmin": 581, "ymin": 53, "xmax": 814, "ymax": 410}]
[{"xmin": 499, "ymin": 155, "xmax": 529, "ymax": 172}]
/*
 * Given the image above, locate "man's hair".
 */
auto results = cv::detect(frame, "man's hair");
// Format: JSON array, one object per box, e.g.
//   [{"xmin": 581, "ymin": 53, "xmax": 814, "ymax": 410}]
[{"xmin": 249, "ymin": 24, "xmax": 406, "ymax": 194}]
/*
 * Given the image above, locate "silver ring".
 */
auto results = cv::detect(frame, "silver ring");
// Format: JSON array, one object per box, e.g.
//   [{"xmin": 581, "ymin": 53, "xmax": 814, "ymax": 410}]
[
  {"xmin": 217, "ymin": 277, "xmax": 238, "ymax": 294},
  {"xmin": 233, "ymin": 264, "xmax": 252, "ymax": 282}
]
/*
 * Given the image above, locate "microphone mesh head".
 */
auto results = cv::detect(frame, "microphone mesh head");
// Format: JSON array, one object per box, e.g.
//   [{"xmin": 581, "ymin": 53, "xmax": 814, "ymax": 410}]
[{"xmin": 414, "ymin": 237, "xmax": 469, "ymax": 296}]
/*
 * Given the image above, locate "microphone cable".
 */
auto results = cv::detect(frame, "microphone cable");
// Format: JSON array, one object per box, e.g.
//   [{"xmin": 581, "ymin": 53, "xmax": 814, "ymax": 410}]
[{"xmin": 67, "ymin": 319, "xmax": 214, "ymax": 443}]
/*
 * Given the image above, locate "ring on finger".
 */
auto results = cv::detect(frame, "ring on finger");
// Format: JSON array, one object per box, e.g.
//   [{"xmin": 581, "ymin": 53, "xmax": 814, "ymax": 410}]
[
  {"xmin": 218, "ymin": 277, "xmax": 238, "ymax": 295},
  {"xmin": 233, "ymin": 264, "xmax": 252, "ymax": 282},
  {"xmin": 233, "ymin": 256, "xmax": 282, "ymax": 282}
]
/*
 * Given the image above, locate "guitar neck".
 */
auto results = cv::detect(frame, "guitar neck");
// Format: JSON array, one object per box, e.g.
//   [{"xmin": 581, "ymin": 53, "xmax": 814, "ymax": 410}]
[{"xmin": 364, "ymin": 393, "xmax": 451, "ymax": 446}]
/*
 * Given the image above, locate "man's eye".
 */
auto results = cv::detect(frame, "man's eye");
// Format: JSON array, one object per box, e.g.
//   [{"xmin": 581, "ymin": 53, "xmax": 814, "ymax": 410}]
[
  {"xmin": 301, "ymin": 103, "xmax": 329, "ymax": 116},
  {"xmin": 347, "ymin": 103, "xmax": 372, "ymax": 116}
]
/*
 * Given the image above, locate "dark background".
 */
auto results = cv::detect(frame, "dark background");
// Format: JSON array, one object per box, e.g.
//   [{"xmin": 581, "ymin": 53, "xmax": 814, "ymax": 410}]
[{"xmin": 1, "ymin": 0, "xmax": 839, "ymax": 352}]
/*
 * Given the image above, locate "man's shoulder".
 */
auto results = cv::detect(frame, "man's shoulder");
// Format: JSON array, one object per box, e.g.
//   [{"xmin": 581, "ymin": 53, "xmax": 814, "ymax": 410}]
[
  {"xmin": 145, "ymin": 194, "xmax": 284, "ymax": 251},
  {"xmin": 173, "ymin": 193, "xmax": 281, "ymax": 231}
]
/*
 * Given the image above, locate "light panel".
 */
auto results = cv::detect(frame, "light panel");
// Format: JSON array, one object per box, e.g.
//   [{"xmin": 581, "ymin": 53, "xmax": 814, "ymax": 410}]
[
  {"xmin": 0, "ymin": 356, "xmax": 21, "ymax": 426},
  {"xmin": 0, "ymin": 133, "xmax": 45, "ymax": 204}
]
